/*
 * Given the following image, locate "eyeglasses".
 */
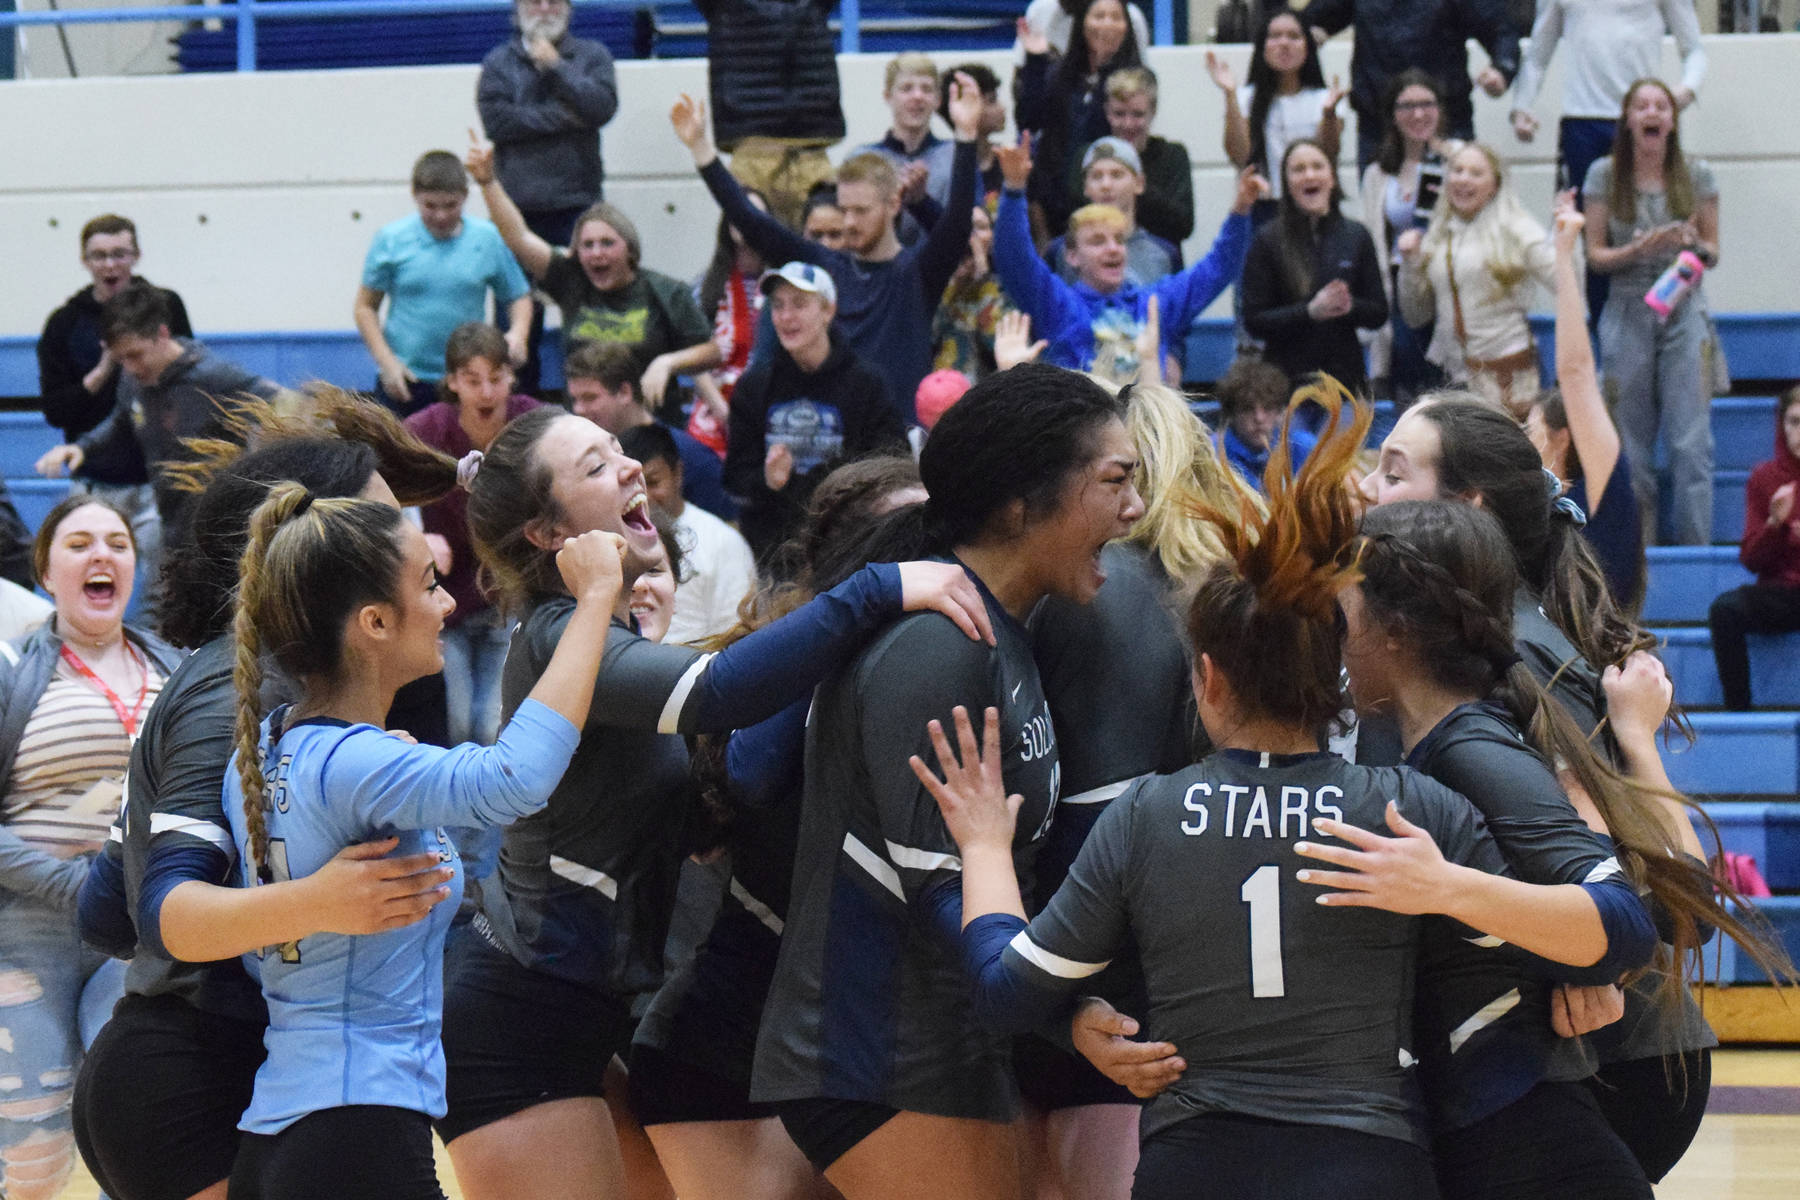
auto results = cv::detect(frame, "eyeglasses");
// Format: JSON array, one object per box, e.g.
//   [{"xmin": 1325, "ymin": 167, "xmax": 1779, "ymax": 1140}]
[
  {"xmin": 84, "ymin": 248, "xmax": 138, "ymax": 264},
  {"xmin": 1395, "ymin": 100, "xmax": 1440, "ymax": 113}
]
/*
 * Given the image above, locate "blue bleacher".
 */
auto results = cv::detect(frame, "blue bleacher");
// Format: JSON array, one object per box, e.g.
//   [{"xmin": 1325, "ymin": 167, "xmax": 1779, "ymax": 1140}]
[
  {"xmin": 1703, "ymin": 801, "xmax": 1800, "ymax": 889},
  {"xmin": 1660, "ymin": 627, "xmax": 1800, "ymax": 709},
  {"xmin": 1663, "ymin": 712, "xmax": 1800, "ymax": 796},
  {"xmin": 1708, "ymin": 895, "xmax": 1800, "ymax": 984},
  {"xmin": 7, "ymin": 477, "xmax": 72, "ymax": 533},
  {"xmin": 1641, "ymin": 546, "xmax": 1755, "ymax": 623}
]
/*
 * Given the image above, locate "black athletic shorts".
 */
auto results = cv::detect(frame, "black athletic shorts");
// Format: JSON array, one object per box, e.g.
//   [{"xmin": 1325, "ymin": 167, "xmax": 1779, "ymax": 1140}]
[
  {"xmin": 1012, "ymin": 1032, "xmax": 1140, "ymax": 1111},
  {"xmin": 627, "ymin": 1043, "xmax": 780, "ymax": 1126},
  {"xmin": 1134, "ymin": 1112, "xmax": 1439, "ymax": 1200},
  {"xmin": 1587, "ymin": 1049, "xmax": 1712, "ymax": 1183},
  {"xmin": 1434, "ymin": 1080, "xmax": 1653, "ymax": 1200},
  {"xmin": 71, "ymin": 992, "xmax": 267, "ymax": 1200},
  {"xmin": 436, "ymin": 935, "xmax": 635, "ymax": 1145},
  {"xmin": 776, "ymin": 1097, "xmax": 900, "ymax": 1171},
  {"xmin": 229, "ymin": 1105, "xmax": 443, "ymax": 1200}
]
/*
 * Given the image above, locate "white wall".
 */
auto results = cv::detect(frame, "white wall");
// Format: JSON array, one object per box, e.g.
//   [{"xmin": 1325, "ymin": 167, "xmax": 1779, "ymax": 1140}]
[{"xmin": 3, "ymin": 33, "xmax": 1797, "ymax": 338}]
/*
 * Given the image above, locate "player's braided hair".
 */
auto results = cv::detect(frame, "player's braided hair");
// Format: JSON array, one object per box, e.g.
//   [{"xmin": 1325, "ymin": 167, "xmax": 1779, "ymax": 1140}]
[
  {"xmin": 1184, "ymin": 375, "xmax": 1371, "ymax": 735},
  {"xmin": 232, "ymin": 484, "xmax": 408, "ymax": 879},
  {"xmin": 1357, "ymin": 500, "xmax": 1793, "ymax": 1008}
]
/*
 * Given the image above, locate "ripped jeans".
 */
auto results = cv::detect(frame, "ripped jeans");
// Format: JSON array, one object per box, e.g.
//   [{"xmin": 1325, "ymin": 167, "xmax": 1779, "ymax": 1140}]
[{"xmin": 0, "ymin": 892, "xmax": 123, "ymax": 1200}]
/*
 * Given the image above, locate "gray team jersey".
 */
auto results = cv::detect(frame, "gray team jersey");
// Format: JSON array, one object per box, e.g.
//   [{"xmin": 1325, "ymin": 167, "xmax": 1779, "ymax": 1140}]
[
  {"xmin": 752, "ymin": 593, "xmax": 1060, "ymax": 1120},
  {"xmin": 1003, "ymin": 750, "xmax": 1509, "ymax": 1147}
]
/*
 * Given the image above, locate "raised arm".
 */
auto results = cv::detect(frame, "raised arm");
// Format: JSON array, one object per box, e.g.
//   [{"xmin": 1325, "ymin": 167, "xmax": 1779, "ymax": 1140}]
[
  {"xmin": 914, "ymin": 72, "xmax": 986, "ymax": 300},
  {"xmin": 1550, "ymin": 200, "xmax": 1620, "ymax": 507},
  {"xmin": 670, "ymin": 94, "xmax": 820, "ymax": 269},
  {"xmin": 1206, "ymin": 54, "xmax": 1251, "ymax": 168},
  {"xmin": 466, "ymin": 135, "xmax": 555, "ymax": 280},
  {"xmin": 992, "ymin": 139, "xmax": 1081, "ymax": 344}
]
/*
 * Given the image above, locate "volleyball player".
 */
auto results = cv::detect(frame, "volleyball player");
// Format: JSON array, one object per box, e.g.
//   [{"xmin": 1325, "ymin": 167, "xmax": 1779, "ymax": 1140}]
[
  {"xmin": 1013, "ymin": 382, "xmax": 1245, "ymax": 1198},
  {"xmin": 72, "ymin": 396, "xmax": 468, "ymax": 1200},
  {"xmin": 911, "ymin": 389, "xmax": 1654, "ymax": 1200},
  {"xmin": 222, "ymin": 491, "xmax": 623, "ymax": 1200},
  {"xmin": 750, "ymin": 365, "xmax": 1146, "ymax": 1199},
  {"xmin": 437, "ymin": 408, "xmax": 994, "ymax": 1200}
]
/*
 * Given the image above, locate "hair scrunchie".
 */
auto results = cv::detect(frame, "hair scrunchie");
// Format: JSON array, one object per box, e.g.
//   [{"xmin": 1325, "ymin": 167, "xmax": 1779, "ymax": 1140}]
[
  {"xmin": 1552, "ymin": 494, "xmax": 1588, "ymax": 529},
  {"xmin": 457, "ymin": 450, "xmax": 484, "ymax": 492}
]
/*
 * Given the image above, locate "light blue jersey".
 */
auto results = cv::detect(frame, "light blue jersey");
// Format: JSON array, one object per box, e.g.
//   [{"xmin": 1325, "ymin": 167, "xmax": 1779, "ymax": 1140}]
[
  {"xmin": 222, "ymin": 698, "xmax": 578, "ymax": 1135},
  {"xmin": 360, "ymin": 212, "xmax": 531, "ymax": 381}
]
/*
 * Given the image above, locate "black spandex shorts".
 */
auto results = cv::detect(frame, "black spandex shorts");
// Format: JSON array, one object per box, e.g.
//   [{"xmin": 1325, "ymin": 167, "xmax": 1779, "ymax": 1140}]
[
  {"xmin": 1587, "ymin": 1049, "xmax": 1712, "ymax": 1183},
  {"xmin": 776, "ymin": 1098, "xmax": 900, "ymax": 1171},
  {"xmin": 626, "ymin": 1043, "xmax": 780, "ymax": 1126},
  {"xmin": 1012, "ymin": 1032, "xmax": 1140, "ymax": 1111},
  {"xmin": 436, "ymin": 936, "xmax": 635, "ymax": 1145},
  {"xmin": 1133, "ymin": 1113, "xmax": 1439, "ymax": 1200},
  {"xmin": 71, "ymin": 992, "xmax": 267, "ymax": 1200},
  {"xmin": 229, "ymin": 1105, "xmax": 443, "ymax": 1200},
  {"xmin": 1434, "ymin": 1080, "xmax": 1653, "ymax": 1200}
]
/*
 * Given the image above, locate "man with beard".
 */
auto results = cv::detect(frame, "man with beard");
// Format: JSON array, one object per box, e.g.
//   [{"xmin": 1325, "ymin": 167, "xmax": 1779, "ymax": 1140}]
[{"xmin": 477, "ymin": 0, "xmax": 619, "ymax": 391}]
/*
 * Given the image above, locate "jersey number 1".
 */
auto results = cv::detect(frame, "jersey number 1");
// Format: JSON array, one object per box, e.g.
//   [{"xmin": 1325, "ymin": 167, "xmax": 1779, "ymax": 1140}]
[{"xmin": 1240, "ymin": 864, "xmax": 1286, "ymax": 998}]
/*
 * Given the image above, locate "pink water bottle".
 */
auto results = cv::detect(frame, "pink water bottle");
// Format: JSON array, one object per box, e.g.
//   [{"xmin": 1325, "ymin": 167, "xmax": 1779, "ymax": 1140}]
[{"xmin": 1644, "ymin": 250, "xmax": 1706, "ymax": 319}]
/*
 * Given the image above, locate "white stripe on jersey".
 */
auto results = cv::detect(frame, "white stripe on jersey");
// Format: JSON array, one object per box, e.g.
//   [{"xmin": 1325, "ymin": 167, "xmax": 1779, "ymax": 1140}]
[
  {"xmin": 1464, "ymin": 933, "xmax": 1506, "ymax": 948},
  {"xmin": 148, "ymin": 812, "xmax": 234, "ymax": 851},
  {"xmin": 884, "ymin": 840, "xmax": 962, "ymax": 873},
  {"xmin": 1009, "ymin": 930, "xmax": 1110, "ymax": 980},
  {"xmin": 0, "ymin": 642, "xmax": 18, "ymax": 667},
  {"xmin": 842, "ymin": 833, "xmax": 904, "ymax": 901},
  {"xmin": 730, "ymin": 878, "xmax": 784, "ymax": 934},
  {"xmin": 1583, "ymin": 857, "xmax": 1623, "ymax": 885},
  {"xmin": 657, "ymin": 653, "xmax": 717, "ymax": 734},
  {"xmin": 1448, "ymin": 988, "xmax": 1521, "ymax": 1053},
  {"xmin": 549, "ymin": 855, "xmax": 619, "ymax": 899},
  {"xmin": 1059, "ymin": 780, "xmax": 1131, "ymax": 807}
]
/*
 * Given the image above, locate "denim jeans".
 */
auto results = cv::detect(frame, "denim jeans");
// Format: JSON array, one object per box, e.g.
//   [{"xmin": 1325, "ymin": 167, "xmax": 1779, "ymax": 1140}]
[
  {"xmin": 0, "ymin": 889, "xmax": 123, "ymax": 1198},
  {"xmin": 440, "ymin": 611, "xmax": 512, "ymax": 747}
]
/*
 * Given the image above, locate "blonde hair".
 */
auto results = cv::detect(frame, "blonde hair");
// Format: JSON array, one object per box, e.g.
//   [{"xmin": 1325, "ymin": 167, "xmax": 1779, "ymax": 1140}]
[
  {"xmin": 232, "ymin": 484, "xmax": 409, "ymax": 877},
  {"xmin": 1067, "ymin": 203, "xmax": 1131, "ymax": 240},
  {"xmin": 884, "ymin": 52, "xmax": 939, "ymax": 93},
  {"xmin": 837, "ymin": 152, "xmax": 901, "ymax": 199},
  {"xmin": 1419, "ymin": 142, "xmax": 1544, "ymax": 293},
  {"xmin": 1105, "ymin": 66, "xmax": 1158, "ymax": 105},
  {"xmin": 1119, "ymin": 382, "xmax": 1263, "ymax": 588}
]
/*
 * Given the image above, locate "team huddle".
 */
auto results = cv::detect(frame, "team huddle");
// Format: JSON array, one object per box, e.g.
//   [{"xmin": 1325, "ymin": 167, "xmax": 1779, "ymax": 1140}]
[{"xmin": 33, "ymin": 363, "xmax": 1782, "ymax": 1200}]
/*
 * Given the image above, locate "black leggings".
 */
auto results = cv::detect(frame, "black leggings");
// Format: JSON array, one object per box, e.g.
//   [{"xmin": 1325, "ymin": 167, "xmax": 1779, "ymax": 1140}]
[
  {"xmin": 228, "ymin": 1105, "xmax": 443, "ymax": 1200},
  {"xmin": 1587, "ymin": 1050, "xmax": 1713, "ymax": 1183},
  {"xmin": 1434, "ymin": 1081, "xmax": 1652, "ymax": 1200},
  {"xmin": 1132, "ymin": 1113, "xmax": 1438, "ymax": 1200},
  {"xmin": 1708, "ymin": 584, "xmax": 1800, "ymax": 710}
]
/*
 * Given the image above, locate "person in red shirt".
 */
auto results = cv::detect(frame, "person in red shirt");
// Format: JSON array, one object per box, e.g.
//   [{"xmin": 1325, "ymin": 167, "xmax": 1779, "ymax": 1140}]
[{"xmin": 1708, "ymin": 385, "xmax": 1800, "ymax": 709}]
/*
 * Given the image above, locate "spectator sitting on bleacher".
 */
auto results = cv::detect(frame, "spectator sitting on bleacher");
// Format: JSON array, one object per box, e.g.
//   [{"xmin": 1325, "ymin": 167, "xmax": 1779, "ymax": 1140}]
[
  {"xmin": 672, "ymin": 80, "xmax": 983, "ymax": 428},
  {"xmin": 354, "ymin": 151, "xmax": 532, "ymax": 416},
  {"xmin": 1044, "ymin": 138, "xmax": 1179, "ymax": 287},
  {"xmin": 1216, "ymin": 356, "xmax": 1316, "ymax": 489},
  {"xmin": 564, "ymin": 340, "xmax": 737, "ymax": 522},
  {"xmin": 618, "ymin": 422, "xmax": 756, "ymax": 648},
  {"xmin": 35, "ymin": 284, "xmax": 283, "ymax": 555},
  {"xmin": 477, "ymin": 0, "xmax": 619, "ymax": 394},
  {"xmin": 37, "ymin": 214, "xmax": 191, "ymax": 577},
  {"xmin": 1708, "ymin": 385, "xmax": 1800, "ymax": 711},
  {"xmin": 991, "ymin": 134, "xmax": 1258, "ymax": 383},
  {"xmin": 468, "ymin": 139, "xmax": 723, "ymax": 427},
  {"xmin": 1075, "ymin": 66, "xmax": 1194, "ymax": 252},
  {"xmin": 1529, "ymin": 199, "xmax": 1644, "ymax": 612}
]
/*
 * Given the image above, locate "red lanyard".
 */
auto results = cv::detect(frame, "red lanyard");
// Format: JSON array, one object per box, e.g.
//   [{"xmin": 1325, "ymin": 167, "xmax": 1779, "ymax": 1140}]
[{"xmin": 59, "ymin": 641, "xmax": 151, "ymax": 740}]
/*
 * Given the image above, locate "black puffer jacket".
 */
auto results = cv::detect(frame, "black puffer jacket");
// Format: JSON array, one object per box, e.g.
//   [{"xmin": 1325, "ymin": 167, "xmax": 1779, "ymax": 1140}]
[{"xmin": 700, "ymin": 0, "xmax": 845, "ymax": 150}]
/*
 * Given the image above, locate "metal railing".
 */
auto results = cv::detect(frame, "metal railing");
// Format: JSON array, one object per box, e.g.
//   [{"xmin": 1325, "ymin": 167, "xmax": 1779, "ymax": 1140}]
[{"xmin": 0, "ymin": 0, "xmax": 1175, "ymax": 72}]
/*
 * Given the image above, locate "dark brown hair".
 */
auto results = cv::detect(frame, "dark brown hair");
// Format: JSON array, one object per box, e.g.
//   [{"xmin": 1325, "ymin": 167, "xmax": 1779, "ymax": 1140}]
[
  {"xmin": 411, "ymin": 150, "xmax": 468, "ymax": 195},
  {"xmin": 1606, "ymin": 79, "xmax": 1696, "ymax": 225},
  {"xmin": 1374, "ymin": 70, "xmax": 1446, "ymax": 178},
  {"xmin": 465, "ymin": 407, "xmax": 570, "ymax": 614},
  {"xmin": 32, "ymin": 495, "xmax": 138, "ymax": 590},
  {"xmin": 80, "ymin": 213, "xmax": 138, "ymax": 253},
  {"xmin": 563, "ymin": 340, "xmax": 640, "ymax": 391}
]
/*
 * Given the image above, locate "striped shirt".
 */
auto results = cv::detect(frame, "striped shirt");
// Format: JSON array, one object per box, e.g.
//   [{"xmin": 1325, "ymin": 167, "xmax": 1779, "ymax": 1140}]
[{"xmin": 4, "ymin": 653, "xmax": 164, "ymax": 851}]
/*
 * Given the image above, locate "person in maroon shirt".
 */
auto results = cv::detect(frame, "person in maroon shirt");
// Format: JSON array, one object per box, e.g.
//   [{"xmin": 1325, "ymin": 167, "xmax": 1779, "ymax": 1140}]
[
  {"xmin": 1708, "ymin": 385, "xmax": 1800, "ymax": 710},
  {"xmin": 405, "ymin": 323, "xmax": 543, "ymax": 744}
]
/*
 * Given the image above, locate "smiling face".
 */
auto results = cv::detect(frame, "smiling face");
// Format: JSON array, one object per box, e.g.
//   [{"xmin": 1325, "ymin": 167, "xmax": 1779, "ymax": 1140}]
[
  {"xmin": 574, "ymin": 217, "xmax": 634, "ymax": 291},
  {"xmin": 447, "ymin": 355, "xmax": 515, "ymax": 444},
  {"xmin": 1083, "ymin": 159, "xmax": 1144, "ymax": 214},
  {"xmin": 414, "ymin": 189, "xmax": 466, "ymax": 240},
  {"xmin": 1361, "ymin": 409, "xmax": 1446, "ymax": 506},
  {"xmin": 768, "ymin": 283, "xmax": 835, "ymax": 361},
  {"xmin": 1261, "ymin": 13, "xmax": 1308, "ymax": 76},
  {"xmin": 803, "ymin": 203, "xmax": 847, "ymax": 250},
  {"xmin": 1015, "ymin": 417, "xmax": 1145, "ymax": 605},
  {"xmin": 82, "ymin": 232, "xmax": 139, "ymax": 301},
  {"xmin": 1104, "ymin": 89, "xmax": 1155, "ymax": 150},
  {"xmin": 1083, "ymin": 0, "xmax": 1129, "ymax": 67},
  {"xmin": 43, "ymin": 503, "xmax": 135, "ymax": 642},
  {"xmin": 628, "ymin": 540, "xmax": 677, "ymax": 642},
  {"xmin": 385, "ymin": 521, "xmax": 458, "ymax": 680},
  {"xmin": 1284, "ymin": 143, "xmax": 1336, "ymax": 218},
  {"xmin": 1445, "ymin": 147, "xmax": 1500, "ymax": 220},
  {"xmin": 835, "ymin": 180, "xmax": 899, "ymax": 258},
  {"xmin": 1336, "ymin": 583, "xmax": 1397, "ymax": 716},
  {"xmin": 1065, "ymin": 218, "xmax": 1130, "ymax": 293},
  {"xmin": 566, "ymin": 376, "xmax": 642, "ymax": 435},
  {"xmin": 530, "ymin": 414, "xmax": 662, "ymax": 578},
  {"xmin": 886, "ymin": 70, "xmax": 940, "ymax": 137},
  {"xmin": 1624, "ymin": 82, "xmax": 1676, "ymax": 162},
  {"xmin": 1392, "ymin": 84, "xmax": 1441, "ymax": 148}
]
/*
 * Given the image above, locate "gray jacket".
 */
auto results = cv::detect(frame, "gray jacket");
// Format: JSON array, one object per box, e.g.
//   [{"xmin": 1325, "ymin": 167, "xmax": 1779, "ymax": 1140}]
[
  {"xmin": 0, "ymin": 620, "xmax": 182, "ymax": 911},
  {"xmin": 477, "ymin": 33, "xmax": 618, "ymax": 214}
]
